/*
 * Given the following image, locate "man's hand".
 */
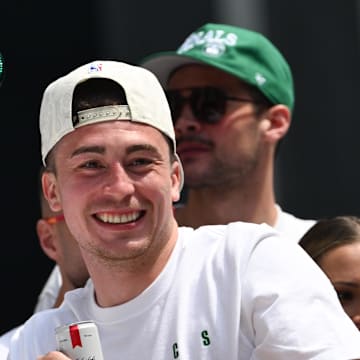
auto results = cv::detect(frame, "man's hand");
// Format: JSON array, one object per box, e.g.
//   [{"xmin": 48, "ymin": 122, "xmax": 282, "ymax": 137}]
[{"xmin": 37, "ymin": 351, "xmax": 71, "ymax": 360}]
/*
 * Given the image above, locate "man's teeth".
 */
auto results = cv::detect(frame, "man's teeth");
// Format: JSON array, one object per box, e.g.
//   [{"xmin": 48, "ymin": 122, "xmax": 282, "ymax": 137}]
[{"xmin": 98, "ymin": 212, "xmax": 140, "ymax": 224}]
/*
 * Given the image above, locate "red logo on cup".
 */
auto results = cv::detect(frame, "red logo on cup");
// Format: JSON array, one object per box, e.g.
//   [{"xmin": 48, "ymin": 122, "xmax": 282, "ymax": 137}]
[{"xmin": 69, "ymin": 324, "xmax": 83, "ymax": 348}]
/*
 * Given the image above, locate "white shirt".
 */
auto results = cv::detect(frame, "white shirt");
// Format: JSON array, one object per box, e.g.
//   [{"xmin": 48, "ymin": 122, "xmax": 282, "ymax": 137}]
[
  {"xmin": 8, "ymin": 222, "xmax": 360, "ymax": 359},
  {"xmin": 33, "ymin": 265, "xmax": 62, "ymax": 313},
  {"xmin": 0, "ymin": 205, "xmax": 316, "ymax": 359},
  {"xmin": 0, "ymin": 268, "xmax": 61, "ymax": 359},
  {"xmin": 274, "ymin": 205, "xmax": 316, "ymax": 242}
]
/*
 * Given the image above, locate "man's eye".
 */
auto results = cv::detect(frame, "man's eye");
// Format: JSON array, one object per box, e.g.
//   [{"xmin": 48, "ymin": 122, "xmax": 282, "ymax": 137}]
[
  {"xmin": 81, "ymin": 160, "xmax": 103, "ymax": 169},
  {"xmin": 130, "ymin": 158, "xmax": 153, "ymax": 166}
]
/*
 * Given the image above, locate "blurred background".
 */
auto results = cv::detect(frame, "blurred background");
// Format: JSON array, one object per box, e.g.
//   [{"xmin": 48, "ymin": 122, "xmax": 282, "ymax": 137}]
[{"xmin": 0, "ymin": 0, "xmax": 359, "ymax": 334}]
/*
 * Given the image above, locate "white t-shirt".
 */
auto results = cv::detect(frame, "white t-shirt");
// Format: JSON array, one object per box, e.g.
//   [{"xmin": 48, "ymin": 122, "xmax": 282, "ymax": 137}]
[
  {"xmin": 8, "ymin": 222, "xmax": 360, "ymax": 360},
  {"xmin": 0, "ymin": 268, "xmax": 62, "ymax": 359},
  {"xmin": 0, "ymin": 205, "xmax": 316, "ymax": 359},
  {"xmin": 33, "ymin": 265, "xmax": 62, "ymax": 313},
  {"xmin": 274, "ymin": 205, "xmax": 316, "ymax": 242},
  {"xmin": 0, "ymin": 328, "xmax": 19, "ymax": 359}
]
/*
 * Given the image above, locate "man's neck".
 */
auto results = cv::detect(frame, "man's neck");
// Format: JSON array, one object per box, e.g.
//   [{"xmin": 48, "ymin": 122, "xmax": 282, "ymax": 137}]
[
  {"xmin": 175, "ymin": 184, "xmax": 278, "ymax": 229},
  {"xmin": 87, "ymin": 222, "xmax": 179, "ymax": 308}
]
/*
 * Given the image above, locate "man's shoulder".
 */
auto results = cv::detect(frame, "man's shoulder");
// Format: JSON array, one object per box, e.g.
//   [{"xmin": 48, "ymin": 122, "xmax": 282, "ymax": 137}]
[
  {"xmin": 179, "ymin": 221, "xmax": 280, "ymax": 261},
  {"xmin": 275, "ymin": 205, "xmax": 316, "ymax": 242},
  {"xmin": 180, "ymin": 220, "xmax": 277, "ymax": 239},
  {"xmin": 0, "ymin": 327, "xmax": 19, "ymax": 344},
  {"xmin": 34, "ymin": 265, "xmax": 62, "ymax": 313},
  {"xmin": 0, "ymin": 325, "xmax": 22, "ymax": 357}
]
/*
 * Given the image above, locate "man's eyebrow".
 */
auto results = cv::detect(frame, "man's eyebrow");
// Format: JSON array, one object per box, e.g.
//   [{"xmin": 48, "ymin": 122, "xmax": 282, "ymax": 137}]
[
  {"xmin": 71, "ymin": 145, "xmax": 105, "ymax": 158},
  {"xmin": 126, "ymin": 144, "xmax": 161, "ymax": 156},
  {"xmin": 70, "ymin": 144, "xmax": 162, "ymax": 158}
]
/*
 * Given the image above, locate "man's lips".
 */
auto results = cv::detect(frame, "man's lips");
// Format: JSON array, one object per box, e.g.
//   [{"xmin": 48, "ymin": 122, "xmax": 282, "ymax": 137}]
[
  {"xmin": 176, "ymin": 139, "xmax": 213, "ymax": 156},
  {"xmin": 95, "ymin": 210, "xmax": 145, "ymax": 224}
]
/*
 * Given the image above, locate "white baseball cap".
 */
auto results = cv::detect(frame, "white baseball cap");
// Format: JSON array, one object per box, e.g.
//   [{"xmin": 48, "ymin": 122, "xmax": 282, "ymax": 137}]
[{"xmin": 39, "ymin": 60, "xmax": 183, "ymax": 190}]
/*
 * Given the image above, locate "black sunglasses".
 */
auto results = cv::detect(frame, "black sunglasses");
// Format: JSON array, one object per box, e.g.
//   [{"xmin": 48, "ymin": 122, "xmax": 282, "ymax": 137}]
[{"xmin": 165, "ymin": 86, "xmax": 259, "ymax": 125}]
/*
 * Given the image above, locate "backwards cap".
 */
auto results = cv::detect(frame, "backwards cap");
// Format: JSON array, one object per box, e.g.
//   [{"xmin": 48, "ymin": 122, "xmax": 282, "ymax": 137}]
[
  {"xmin": 40, "ymin": 60, "xmax": 183, "ymax": 189},
  {"xmin": 141, "ymin": 23, "xmax": 294, "ymax": 111}
]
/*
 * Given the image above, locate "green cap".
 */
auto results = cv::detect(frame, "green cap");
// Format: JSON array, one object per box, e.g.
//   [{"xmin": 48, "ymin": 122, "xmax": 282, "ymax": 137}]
[{"xmin": 140, "ymin": 23, "xmax": 294, "ymax": 111}]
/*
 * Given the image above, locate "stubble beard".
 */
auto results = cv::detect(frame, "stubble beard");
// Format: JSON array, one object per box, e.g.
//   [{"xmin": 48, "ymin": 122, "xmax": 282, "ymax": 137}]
[{"xmin": 184, "ymin": 152, "xmax": 259, "ymax": 189}]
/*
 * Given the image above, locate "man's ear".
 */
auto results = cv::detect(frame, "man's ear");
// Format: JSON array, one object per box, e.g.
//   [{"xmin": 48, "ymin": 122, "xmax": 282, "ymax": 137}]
[
  {"xmin": 260, "ymin": 104, "xmax": 291, "ymax": 142},
  {"xmin": 42, "ymin": 171, "xmax": 62, "ymax": 212},
  {"xmin": 36, "ymin": 219, "xmax": 58, "ymax": 262},
  {"xmin": 171, "ymin": 159, "xmax": 182, "ymax": 203}
]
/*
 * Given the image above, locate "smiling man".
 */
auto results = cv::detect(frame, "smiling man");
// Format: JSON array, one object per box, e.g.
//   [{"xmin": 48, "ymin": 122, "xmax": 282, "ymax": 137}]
[{"xmin": 7, "ymin": 60, "xmax": 360, "ymax": 359}]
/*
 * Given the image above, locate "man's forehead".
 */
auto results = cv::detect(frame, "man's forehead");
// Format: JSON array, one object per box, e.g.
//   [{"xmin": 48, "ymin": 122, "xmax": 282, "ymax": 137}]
[{"xmin": 58, "ymin": 120, "xmax": 169, "ymax": 151}]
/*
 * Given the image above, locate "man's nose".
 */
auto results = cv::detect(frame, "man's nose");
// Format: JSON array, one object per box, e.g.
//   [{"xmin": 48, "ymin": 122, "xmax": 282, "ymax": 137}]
[
  {"xmin": 174, "ymin": 103, "xmax": 202, "ymax": 136},
  {"xmin": 103, "ymin": 163, "xmax": 135, "ymax": 196}
]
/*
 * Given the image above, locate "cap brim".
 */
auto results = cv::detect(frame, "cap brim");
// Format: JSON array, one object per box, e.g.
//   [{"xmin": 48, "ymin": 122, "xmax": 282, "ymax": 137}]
[{"xmin": 141, "ymin": 51, "xmax": 203, "ymax": 87}]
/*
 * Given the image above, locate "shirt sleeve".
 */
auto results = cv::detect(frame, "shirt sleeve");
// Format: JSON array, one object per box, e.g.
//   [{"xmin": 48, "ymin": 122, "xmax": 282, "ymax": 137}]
[{"xmin": 240, "ymin": 232, "xmax": 360, "ymax": 360}]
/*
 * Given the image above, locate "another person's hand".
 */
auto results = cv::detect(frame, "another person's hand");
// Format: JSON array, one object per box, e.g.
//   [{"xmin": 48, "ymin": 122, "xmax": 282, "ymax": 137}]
[{"xmin": 37, "ymin": 351, "xmax": 70, "ymax": 360}]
